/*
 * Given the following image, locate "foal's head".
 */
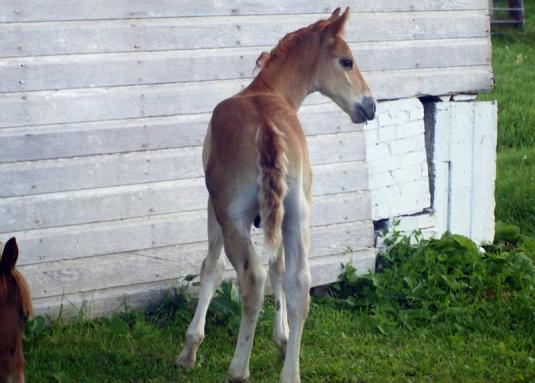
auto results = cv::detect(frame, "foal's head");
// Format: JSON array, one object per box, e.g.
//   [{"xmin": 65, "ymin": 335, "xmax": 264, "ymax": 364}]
[
  {"xmin": 0, "ymin": 238, "xmax": 32, "ymax": 383},
  {"xmin": 256, "ymin": 7, "xmax": 375, "ymax": 123},
  {"xmin": 313, "ymin": 7, "xmax": 376, "ymax": 123}
]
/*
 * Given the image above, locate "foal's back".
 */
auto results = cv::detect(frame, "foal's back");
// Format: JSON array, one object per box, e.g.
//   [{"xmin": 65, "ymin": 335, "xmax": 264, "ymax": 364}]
[{"xmin": 205, "ymin": 90, "xmax": 311, "ymax": 198}]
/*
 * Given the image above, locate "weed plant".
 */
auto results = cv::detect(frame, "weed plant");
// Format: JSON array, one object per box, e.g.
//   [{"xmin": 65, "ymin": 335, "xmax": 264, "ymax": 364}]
[{"xmin": 327, "ymin": 223, "xmax": 535, "ymax": 337}]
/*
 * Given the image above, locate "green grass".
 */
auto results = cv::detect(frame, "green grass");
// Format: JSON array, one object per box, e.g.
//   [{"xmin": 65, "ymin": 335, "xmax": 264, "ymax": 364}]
[
  {"xmin": 479, "ymin": 1, "xmax": 535, "ymax": 149},
  {"xmin": 22, "ymin": 4, "xmax": 535, "ymax": 383},
  {"xmin": 24, "ymin": 229, "xmax": 535, "ymax": 383},
  {"xmin": 24, "ymin": 298, "xmax": 535, "ymax": 383},
  {"xmin": 478, "ymin": 0, "xmax": 535, "ymax": 237},
  {"xmin": 495, "ymin": 147, "xmax": 535, "ymax": 236}
]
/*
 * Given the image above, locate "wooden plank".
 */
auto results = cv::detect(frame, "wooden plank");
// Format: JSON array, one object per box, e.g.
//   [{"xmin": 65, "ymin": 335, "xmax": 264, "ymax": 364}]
[
  {"xmin": 470, "ymin": 101, "xmax": 497, "ymax": 244},
  {"xmin": 0, "ymin": 79, "xmax": 246, "ymax": 128},
  {"xmin": 432, "ymin": 101, "xmax": 497, "ymax": 244},
  {"xmin": 30, "ymin": 248, "xmax": 376, "ymax": 319},
  {"xmin": 0, "ymin": 103, "xmax": 360, "ymax": 163},
  {"xmin": 366, "ymin": 66, "xmax": 493, "ymax": 100},
  {"xmin": 0, "ymin": 161, "xmax": 368, "ymax": 232},
  {"xmin": 0, "ymin": 131, "xmax": 366, "ymax": 198},
  {"xmin": 0, "ymin": 66, "xmax": 493, "ymax": 128},
  {"xmin": 448, "ymin": 103, "xmax": 475, "ymax": 237},
  {"xmin": 0, "ymin": 12, "xmax": 489, "ymax": 58},
  {"xmin": 21, "ymin": 220, "xmax": 373, "ymax": 299},
  {"xmin": 5, "ymin": 191, "xmax": 371, "ymax": 265},
  {"xmin": 1, "ymin": 0, "xmax": 488, "ymax": 22},
  {"xmin": 430, "ymin": 102, "xmax": 449, "ymax": 236},
  {"xmin": 0, "ymin": 38, "xmax": 491, "ymax": 93}
]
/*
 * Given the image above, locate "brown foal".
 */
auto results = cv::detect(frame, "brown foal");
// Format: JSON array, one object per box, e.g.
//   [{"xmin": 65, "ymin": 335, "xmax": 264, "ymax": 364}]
[
  {"xmin": 177, "ymin": 8, "xmax": 375, "ymax": 383},
  {"xmin": 0, "ymin": 238, "xmax": 32, "ymax": 383}
]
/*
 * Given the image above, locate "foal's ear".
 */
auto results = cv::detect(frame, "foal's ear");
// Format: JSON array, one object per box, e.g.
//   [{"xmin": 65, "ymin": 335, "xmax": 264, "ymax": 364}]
[
  {"xmin": 328, "ymin": 7, "xmax": 341, "ymax": 21},
  {"xmin": 0, "ymin": 237, "xmax": 18, "ymax": 273},
  {"xmin": 323, "ymin": 7, "xmax": 350, "ymax": 39}
]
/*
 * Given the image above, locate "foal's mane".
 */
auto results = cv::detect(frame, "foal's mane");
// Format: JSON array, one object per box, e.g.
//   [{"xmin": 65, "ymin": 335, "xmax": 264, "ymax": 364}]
[
  {"xmin": 255, "ymin": 18, "xmax": 332, "ymax": 71},
  {"xmin": 0, "ymin": 267, "xmax": 33, "ymax": 317}
]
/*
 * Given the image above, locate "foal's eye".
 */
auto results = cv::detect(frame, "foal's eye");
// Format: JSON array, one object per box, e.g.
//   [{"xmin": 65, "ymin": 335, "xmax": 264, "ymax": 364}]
[{"xmin": 340, "ymin": 58, "xmax": 353, "ymax": 70}]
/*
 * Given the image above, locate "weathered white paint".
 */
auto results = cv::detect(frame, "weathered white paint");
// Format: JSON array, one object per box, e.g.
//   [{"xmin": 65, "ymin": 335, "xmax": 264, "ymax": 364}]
[
  {"xmin": 1, "ymin": 0, "xmax": 488, "ymax": 22},
  {"xmin": 0, "ymin": 39, "xmax": 490, "ymax": 93},
  {"xmin": 433, "ymin": 101, "xmax": 498, "ymax": 244},
  {"xmin": 0, "ymin": 103, "xmax": 355, "ymax": 163},
  {"xmin": 0, "ymin": 0, "xmax": 494, "ymax": 317},
  {"xmin": 22, "ymin": 221, "xmax": 373, "ymax": 299},
  {"xmin": 7, "ymin": 191, "xmax": 371, "ymax": 266},
  {"xmin": 0, "ymin": 163, "xmax": 368, "ymax": 232},
  {"xmin": 364, "ymin": 99, "xmax": 431, "ymax": 219},
  {"xmin": 0, "ymin": 12, "xmax": 489, "ymax": 58},
  {"xmin": 0, "ymin": 66, "xmax": 493, "ymax": 129},
  {"xmin": 0, "ymin": 131, "xmax": 366, "ymax": 197},
  {"xmin": 372, "ymin": 100, "xmax": 497, "ymax": 245},
  {"xmin": 29, "ymin": 248, "xmax": 377, "ymax": 319}
]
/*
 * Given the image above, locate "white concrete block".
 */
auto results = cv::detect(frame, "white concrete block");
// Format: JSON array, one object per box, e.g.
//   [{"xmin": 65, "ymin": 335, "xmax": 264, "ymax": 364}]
[
  {"xmin": 367, "ymin": 143, "xmax": 391, "ymax": 160},
  {"xmin": 409, "ymin": 105, "xmax": 425, "ymax": 121},
  {"xmin": 368, "ymin": 155, "xmax": 401, "ymax": 174},
  {"xmin": 391, "ymin": 164, "xmax": 423, "ymax": 184},
  {"xmin": 375, "ymin": 100, "xmax": 420, "ymax": 127},
  {"xmin": 397, "ymin": 213, "xmax": 437, "ymax": 231},
  {"xmin": 378, "ymin": 125, "xmax": 397, "ymax": 141},
  {"xmin": 396, "ymin": 119, "xmax": 425, "ymax": 139},
  {"xmin": 364, "ymin": 128, "xmax": 379, "ymax": 145},
  {"xmin": 390, "ymin": 135, "xmax": 426, "ymax": 155},
  {"xmin": 372, "ymin": 202, "xmax": 391, "ymax": 219},
  {"xmin": 401, "ymin": 150, "xmax": 427, "ymax": 165},
  {"xmin": 366, "ymin": 98, "xmax": 431, "ymax": 222},
  {"xmin": 399, "ymin": 179, "xmax": 430, "ymax": 197},
  {"xmin": 369, "ymin": 171, "xmax": 395, "ymax": 189},
  {"xmin": 394, "ymin": 195, "xmax": 428, "ymax": 216},
  {"xmin": 362, "ymin": 118, "xmax": 379, "ymax": 130},
  {"xmin": 372, "ymin": 184, "xmax": 401, "ymax": 202}
]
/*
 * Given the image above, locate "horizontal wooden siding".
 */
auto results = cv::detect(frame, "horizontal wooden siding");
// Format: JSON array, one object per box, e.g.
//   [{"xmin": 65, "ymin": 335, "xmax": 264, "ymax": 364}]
[{"xmin": 0, "ymin": 0, "xmax": 492, "ymax": 316}]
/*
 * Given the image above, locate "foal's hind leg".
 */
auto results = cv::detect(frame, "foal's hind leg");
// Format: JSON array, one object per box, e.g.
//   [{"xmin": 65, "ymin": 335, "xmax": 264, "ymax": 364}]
[
  {"xmin": 176, "ymin": 199, "xmax": 225, "ymax": 369},
  {"xmin": 223, "ymin": 226, "xmax": 267, "ymax": 382},
  {"xmin": 269, "ymin": 246, "xmax": 289, "ymax": 359},
  {"xmin": 280, "ymin": 195, "xmax": 311, "ymax": 383}
]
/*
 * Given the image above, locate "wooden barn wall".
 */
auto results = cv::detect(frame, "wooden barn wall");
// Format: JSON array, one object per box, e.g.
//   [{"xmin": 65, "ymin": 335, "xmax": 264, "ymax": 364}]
[{"xmin": 0, "ymin": 0, "xmax": 492, "ymax": 317}]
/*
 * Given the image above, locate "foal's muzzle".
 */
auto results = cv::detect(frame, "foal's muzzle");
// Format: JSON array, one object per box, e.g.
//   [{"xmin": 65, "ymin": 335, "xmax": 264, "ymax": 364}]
[{"xmin": 352, "ymin": 96, "xmax": 376, "ymax": 123}]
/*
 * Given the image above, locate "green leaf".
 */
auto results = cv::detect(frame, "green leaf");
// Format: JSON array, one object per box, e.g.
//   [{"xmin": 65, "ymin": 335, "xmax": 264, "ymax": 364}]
[{"xmin": 376, "ymin": 324, "xmax": 387, "ymax": 335}]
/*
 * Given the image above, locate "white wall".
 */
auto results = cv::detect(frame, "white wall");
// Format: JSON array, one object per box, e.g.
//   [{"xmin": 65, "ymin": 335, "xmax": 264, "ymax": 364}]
[
  {"xmin": 364, "ymin": 99, "xmax": 431, "ymax": 220},
  {"xmin": 0, "ymin": 0, "xmax": 493, "ymax": 317},
  {"xmin": 367, "ymin": 99, "xmax": 498, "ymax": 245}
]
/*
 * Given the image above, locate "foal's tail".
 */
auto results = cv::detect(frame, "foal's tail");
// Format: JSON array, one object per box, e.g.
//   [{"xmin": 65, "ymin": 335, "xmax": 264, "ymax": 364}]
[{"xmin": 256, "ymin": 122, "xmax": 288, "ymax": 251}]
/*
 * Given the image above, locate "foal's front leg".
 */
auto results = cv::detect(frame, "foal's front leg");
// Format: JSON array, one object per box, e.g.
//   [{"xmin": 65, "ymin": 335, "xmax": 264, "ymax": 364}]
[{"xmin": 176, "ymin": 200, "xmax": 225, "ymax": 369}]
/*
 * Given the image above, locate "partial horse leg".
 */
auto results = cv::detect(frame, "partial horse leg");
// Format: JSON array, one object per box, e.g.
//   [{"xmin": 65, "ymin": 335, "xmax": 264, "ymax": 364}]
[
  {"xmin": 176, "ymin": 199, "xmax": 225, "ymax": 369},
  {"xmin": 223, "ymin": 225, "xmax": 267, "ymax": 382},
  {"xmin": 280, "ymin": 195, "xmax": 311, "ymax": 383},
  {"xmin": 269, "ymin": 246, "xmax": 289, "ymax": 359}
]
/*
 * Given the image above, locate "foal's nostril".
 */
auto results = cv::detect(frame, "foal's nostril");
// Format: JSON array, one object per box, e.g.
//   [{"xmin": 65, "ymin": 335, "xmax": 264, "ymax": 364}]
[{"xmin": 362, "ymin": 97, "xmax": 376, "ymax": 120}]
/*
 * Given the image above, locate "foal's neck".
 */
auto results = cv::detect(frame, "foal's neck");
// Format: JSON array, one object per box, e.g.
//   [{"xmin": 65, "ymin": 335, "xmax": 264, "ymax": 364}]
[{"xmin": 250, "ymin": 35, "xmax": 319, "ymax": 110}]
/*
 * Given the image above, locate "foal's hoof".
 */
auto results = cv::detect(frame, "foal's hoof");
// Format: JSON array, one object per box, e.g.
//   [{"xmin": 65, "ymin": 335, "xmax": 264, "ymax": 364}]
[
  {"xmin": 227, "ymin": 366, "xmax": 250, "ymax": 383},
  {"xmin": 175, "ymin": 350, "xmax": 196, "ymax": 370}
]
